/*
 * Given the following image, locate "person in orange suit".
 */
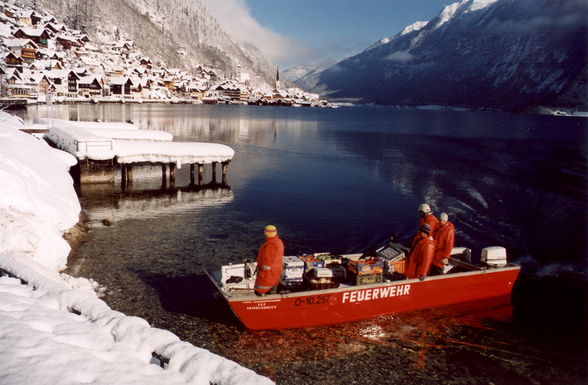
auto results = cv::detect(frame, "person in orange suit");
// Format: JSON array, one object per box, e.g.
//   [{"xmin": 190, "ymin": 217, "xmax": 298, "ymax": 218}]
[
  {"xmin": 431, "ymin": 212, "xmax": 455, "ymax": 275},
  {"xmin": 254, "ymin": 225, "xmax": 285, "ymax": 296},
  {"xmin": 406, "ymin": 223, "xmax": 435, "ymax": 281},
  {"xmin": 412, "ymin": 203, "xmax": 439, "ymax": 248}
]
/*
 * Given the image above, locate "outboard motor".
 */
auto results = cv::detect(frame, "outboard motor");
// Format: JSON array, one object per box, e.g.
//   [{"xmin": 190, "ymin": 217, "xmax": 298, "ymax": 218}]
[{"xmin": 480, "ymin": 246, "xmax": 508, "ymax": 267}]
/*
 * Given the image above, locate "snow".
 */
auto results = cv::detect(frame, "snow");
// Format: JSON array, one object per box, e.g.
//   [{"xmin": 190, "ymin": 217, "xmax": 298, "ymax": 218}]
[
  {"xmin": 399, "ymin": 21, "xmax": 428, "ymax": 36},
  {"xmin": 0, "ymin": 111, "xmax": 273, "ymax": 385},
  {"xmin": 44, "ymin": 119, "xmax": 234, "ymax": 167}
]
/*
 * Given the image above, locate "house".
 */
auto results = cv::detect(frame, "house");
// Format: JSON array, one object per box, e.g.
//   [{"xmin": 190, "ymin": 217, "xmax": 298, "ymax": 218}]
[
  {"xmin": 112, "ymin": 40, "xmax": 133, "ymax": 52},
  {"xmin": 28, "ymin": 73, "xmax": 54, "ymax": 95},
  {"xmin": 66, "ymin": 70, "xmax": 80, "ymax": 97},
  {"xmin": 187, "ymin": 81, "xmax": 207, "ymax": 100},
  {"xmin": 13, "ymin": 27, "xmax": 50, "ymax": 47},
  {"xmin": 213, "ymin": 82, "xmax": 241, "ymax": 101},
  {"xmin": 44, "ymin": 69, "xmax": 80, "ymax": 97},
  {"xmin": 18, "ymin": 10, "xmax": 31, "ymax": 25},
  {"xmin": 78, "ymin": 75, "xmax": 103, "ymax": 97},
  {"xmin": 44, "ymin": 22, "xmax": 66, "ymax": 34},
  {"xmin": 108, "ymin": 77, "xmax": 133, "ymax": 97},
  {"xmin": 56, "ymin": 35, "xmax": 81, "ymax": 50},
  {"xmin": 139, "ymin": 58, "xmax": 152, "ymax": 69},
  {"xmin": 4, "ymin": 38, "xmax": 38, "ymax": 62},
  {"xmin": 3, "ymin": 52, "xmax": 23, "ymax": 67}
]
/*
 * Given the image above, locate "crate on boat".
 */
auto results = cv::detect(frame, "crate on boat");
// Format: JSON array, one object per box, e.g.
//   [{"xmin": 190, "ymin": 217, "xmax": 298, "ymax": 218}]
[
  {"xmin": 283, "ymin": 256, "xmax": 305, "ymax": 280},
  {"xmin": 299, "ymin": 255, "xmax": 325, "ymax": 273},
  {"xmin": 351, "ymin": 272, "xmax": 383, "ymax": 286},
  {"xmin": 386, "ymin": 259, "xmax": 406, "ymax": 274},
  {"xmin": 308, "ymin": 278, "xmax": 339, "ymax": 290},
  {"xmin": 348, "ymin": 258, "xmax": 384, "ymax": 276},
  {"xmin": 281, "ymin": 277, "xmax": 305, "ymax": 291}
]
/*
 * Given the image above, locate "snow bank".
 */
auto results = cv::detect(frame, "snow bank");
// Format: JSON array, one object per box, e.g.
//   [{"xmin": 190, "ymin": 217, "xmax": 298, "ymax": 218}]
[{"xmin": 0, "ymin": 111, "xmax": 273, "ymax": 385}]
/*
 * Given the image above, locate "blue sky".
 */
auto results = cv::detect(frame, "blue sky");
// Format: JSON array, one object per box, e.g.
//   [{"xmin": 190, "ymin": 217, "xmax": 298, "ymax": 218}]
[{"xmin": 202, "ymin": 0, "xmax": 449, "ymax": 69}]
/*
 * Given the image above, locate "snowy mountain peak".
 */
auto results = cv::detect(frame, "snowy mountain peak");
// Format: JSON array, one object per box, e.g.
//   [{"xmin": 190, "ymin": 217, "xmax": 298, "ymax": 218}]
[
  {"xmin": 399, "ymin": 21, "xmax": 428, "ymax": 36},
  {"xmin": 297, "ymin": 0, "xmax": 588, "ymax": 111}
]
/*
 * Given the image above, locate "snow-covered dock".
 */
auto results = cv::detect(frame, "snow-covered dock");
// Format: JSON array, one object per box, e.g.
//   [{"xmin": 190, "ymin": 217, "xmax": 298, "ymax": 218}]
[{"xmin": 45, "ymin": 119, "xmax": 234, "ymax": 184}]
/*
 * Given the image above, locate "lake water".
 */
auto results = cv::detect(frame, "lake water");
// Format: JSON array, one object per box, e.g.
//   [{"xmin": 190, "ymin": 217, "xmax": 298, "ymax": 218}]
[{"xmin": 23, "ymin": 104, "xmax": 588, "ymax": 384}]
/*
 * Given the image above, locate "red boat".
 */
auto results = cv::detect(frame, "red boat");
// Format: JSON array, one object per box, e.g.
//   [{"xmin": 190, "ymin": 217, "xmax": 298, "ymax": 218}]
[{"xmin": 204, "ymin": 246, "xmax": 520, "ymax": 330}]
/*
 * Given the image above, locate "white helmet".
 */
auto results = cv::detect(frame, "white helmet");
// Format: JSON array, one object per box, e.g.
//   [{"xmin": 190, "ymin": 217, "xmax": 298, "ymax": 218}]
[{"xmin": 417, "ymin": 203, "xmax": 431, "ymax": 214}]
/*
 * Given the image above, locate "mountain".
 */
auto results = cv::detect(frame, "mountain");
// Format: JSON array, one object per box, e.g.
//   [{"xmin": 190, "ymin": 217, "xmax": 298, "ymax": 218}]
[
  {"xmin": 298, "ymin": 0, "xmax": 588, "ymax": 110},
  {"xmin": 16, "ymin": 0, "xmax": 277, "ymax": 83}
]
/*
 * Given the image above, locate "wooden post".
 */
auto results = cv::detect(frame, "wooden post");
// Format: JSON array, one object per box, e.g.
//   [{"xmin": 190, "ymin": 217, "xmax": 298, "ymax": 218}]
[
  {"xmin": 170, "ymin": 163, "xmax": 176, "ymax": 188},
  {"xmin": 121, "ymin": 164, "xmax": 127, "ymax": 189},
  {"xmin": 161, "ymin": 164, "xmax": 167, "ymax": 188},
  {"xmin": 197, "ymin": 163, "xmax": 204, "ymax": 185},
  {"xmin": 221, "ymin": 160, "xmax": 230, "ymax": 185},
  {"xmin": 211, "ymin": 161, "xmax": 218, "ymax": 183},
  {"xmin": 126, "ymin": 164, "xmax": 133, "ymax": 184},
  {"xmin": 190, "ymin": 164, "xmax": 195, "ymax": 186}
]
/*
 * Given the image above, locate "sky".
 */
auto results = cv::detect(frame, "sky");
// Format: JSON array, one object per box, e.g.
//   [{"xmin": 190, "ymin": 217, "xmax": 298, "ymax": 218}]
[{"xmin": 201, "ymin": 0, "xmax": 450, "ymax": 70}]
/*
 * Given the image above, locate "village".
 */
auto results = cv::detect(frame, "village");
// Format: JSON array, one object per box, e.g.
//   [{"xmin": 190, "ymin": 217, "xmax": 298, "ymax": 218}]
[{"xmin": 0, "ymin": 2, "xmax": 327, "ymax": 108}]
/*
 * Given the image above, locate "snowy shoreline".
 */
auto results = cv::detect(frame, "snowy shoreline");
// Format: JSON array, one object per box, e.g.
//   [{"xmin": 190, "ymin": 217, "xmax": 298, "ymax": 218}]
[{"xmin": 0, "ymin": 112, "xmax": 273, "ymax": 385}]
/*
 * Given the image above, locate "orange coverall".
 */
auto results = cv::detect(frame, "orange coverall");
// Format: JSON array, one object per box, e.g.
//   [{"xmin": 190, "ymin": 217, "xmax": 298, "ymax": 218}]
[
  {"xmin": 433, "ymin": 221, "xmax": 455, "ymax": 268},
  {"xmin": 254, "ymin": 236, "xmax": 284, "ymax": 294},
  {"xmin": 406, "ymin": 235, "xmax": 435, "ymax": 279},
  {"xmin": 412, "ymin": 214, "xmax": 439, "ymax": 247}
]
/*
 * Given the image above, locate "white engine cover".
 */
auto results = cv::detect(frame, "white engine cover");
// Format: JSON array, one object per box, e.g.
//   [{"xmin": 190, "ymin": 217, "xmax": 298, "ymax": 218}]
[{"xmin": 481, "ymin": 246, "xmax": 508, "ymax": 267}]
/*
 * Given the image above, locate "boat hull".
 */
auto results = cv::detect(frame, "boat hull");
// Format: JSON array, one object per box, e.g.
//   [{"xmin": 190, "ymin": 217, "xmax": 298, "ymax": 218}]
[{"xmin": 207, "ymin": 265, "xmax": 520, "ymax": 330}]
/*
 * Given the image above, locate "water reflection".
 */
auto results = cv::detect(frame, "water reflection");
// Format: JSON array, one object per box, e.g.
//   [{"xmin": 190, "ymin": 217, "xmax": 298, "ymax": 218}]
[{"xmin": 80, "ymin": 182, "xmax": 232, "ymax": 228}]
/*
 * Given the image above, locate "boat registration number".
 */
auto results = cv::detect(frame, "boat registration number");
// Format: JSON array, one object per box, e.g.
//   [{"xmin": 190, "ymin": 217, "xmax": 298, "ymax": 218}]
[{"xmin": 294, "ymin": 294, "xmax": 331, "ymax": 307}]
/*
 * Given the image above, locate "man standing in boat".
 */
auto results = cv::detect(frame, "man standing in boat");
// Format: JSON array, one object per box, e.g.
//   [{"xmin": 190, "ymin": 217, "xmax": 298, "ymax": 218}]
[
  {"xmin": 431, "ymin": 212, "xmax": 455, "ymax": 275},
  {"xmin": 412, "ymin": 203, "xmax": 439, "ymax": 247},
  {"xmin": 254, "ymin": 225, "xmax": 285, "ymax": 296},
  {"xmin": 406, "ymin": 223, "xmax": 435, "ymax": 280}
]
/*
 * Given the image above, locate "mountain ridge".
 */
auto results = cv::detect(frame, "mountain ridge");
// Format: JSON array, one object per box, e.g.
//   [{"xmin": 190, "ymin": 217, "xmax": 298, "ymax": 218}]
[{"xmin": 297, "ymin": 0, "xmax": 588, "ymax": 111}]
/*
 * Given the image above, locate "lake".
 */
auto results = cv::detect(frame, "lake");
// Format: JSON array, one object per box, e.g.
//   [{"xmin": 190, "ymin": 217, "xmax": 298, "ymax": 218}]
[{"xmin": 23, "ymin": 104, "xmax": 588, "ymax": 384}]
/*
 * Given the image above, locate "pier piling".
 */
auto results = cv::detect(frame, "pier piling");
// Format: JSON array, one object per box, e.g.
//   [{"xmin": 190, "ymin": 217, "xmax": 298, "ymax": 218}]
[
  {"xmin": 170, "ymin": 163, "xmax": 176, "ymax": 188},
  {"xmin": 212, "ymin": 161, "xmax": 218, "ymax": 182},
  {"xmin": 221, "ymin": 160, "xmax": 230, "ymax": 185},
  {"xmin": 197, "ymin": 163, "xmax": 204, "ymax": 185}
]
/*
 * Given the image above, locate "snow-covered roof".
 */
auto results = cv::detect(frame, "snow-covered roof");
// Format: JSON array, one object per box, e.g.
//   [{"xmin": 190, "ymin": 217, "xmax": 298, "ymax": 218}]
[
  {"xmin": 3, "ymin": 37, "xmax": 38, "ymax": 49},
  {"xmin": 108, "ymin": 76, "xmax": 131, "ymax": 86},
  {"xmin": 13, "ymin": 26, "xmax": 48, "ymax": 38}
]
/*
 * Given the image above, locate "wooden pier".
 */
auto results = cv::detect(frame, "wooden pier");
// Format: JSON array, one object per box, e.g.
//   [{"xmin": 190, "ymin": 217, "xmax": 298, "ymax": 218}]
[
  {"xmin": 118, "ymin": 160, "xmax": 231, "ymax": 189},
  {"xmin": 46, "ymin": 119, "xmax": 234, "ymax": 187}
]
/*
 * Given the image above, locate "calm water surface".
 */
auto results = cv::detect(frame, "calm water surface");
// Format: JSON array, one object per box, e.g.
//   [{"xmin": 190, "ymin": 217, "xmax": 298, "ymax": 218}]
[{"xmin": 24, "ymin": 104, "xmax": 588, "ymax": 384}]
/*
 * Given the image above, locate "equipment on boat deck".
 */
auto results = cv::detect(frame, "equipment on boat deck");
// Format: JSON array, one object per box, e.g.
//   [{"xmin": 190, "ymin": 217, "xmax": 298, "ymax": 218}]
[{"xmin": 481, "ymin": 246, "xmax": 508, "ymax": 267}]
